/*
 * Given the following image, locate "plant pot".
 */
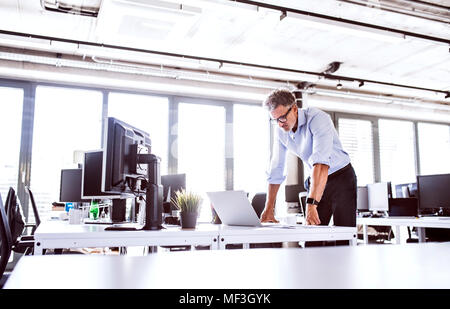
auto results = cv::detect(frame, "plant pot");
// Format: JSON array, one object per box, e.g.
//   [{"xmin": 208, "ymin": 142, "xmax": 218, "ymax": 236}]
[{"xmin": 180, "ymin": 212, "xmax": 198, "ymax": 229}]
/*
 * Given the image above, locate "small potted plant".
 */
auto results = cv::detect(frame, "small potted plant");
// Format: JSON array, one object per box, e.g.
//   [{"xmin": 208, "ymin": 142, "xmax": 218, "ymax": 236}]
[{"xmin": 172, "ymin": 189, "xmax": 202, "ymax": 229}]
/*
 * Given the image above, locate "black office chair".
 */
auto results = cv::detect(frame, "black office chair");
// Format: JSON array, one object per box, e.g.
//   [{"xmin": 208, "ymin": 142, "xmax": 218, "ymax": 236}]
[
  {"xmin": 24, "ymin": 186, "xmax": 41, "ymax": 236},
  {"xmin": 0, "ymin": 192, "xmax": 13, "ymax": 288},
  {"xmin": 251, "ymin": 193, "xmax": 266, "ymax": 218},
  {"xmin": 4, "ymin": 188, "xmax": 36, "ymax": 255}
]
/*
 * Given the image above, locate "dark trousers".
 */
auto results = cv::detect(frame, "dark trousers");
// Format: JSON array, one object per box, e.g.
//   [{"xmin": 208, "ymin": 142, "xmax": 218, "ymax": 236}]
[{"xmin": 305, "ymin": 164, "xmax": 357, "ymax": 246}]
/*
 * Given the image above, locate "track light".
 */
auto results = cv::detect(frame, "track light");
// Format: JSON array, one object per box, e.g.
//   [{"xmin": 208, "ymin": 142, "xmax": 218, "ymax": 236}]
[
  {"xmin": 336, "ymin": 82, "xmax": 343, "ymax": 90},
  {"xmin": 445, "ymin": 93, "xmax": 450, "ymax": 99},
  {"xmin": 359, "ymin": 81, "xmax": 365, "ymax": 87}
]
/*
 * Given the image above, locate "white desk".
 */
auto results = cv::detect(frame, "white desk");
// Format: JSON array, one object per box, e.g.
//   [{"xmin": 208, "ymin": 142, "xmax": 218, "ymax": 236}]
[
  {"xmin": 357, "ymin": 216, "xmax": 450, "ymax": 244},
  {"xmin": 33, "ymin": 221, "xmax": 222, "ymax": 255},
  {"xmin": 5, "ymin": 243, "xmax": 450, "ymax": 289},
  {"xmin": 218, "ymin": 225, "xmax": 357, "ymax": 249},
  {"xmin": 34, "ymin": 220, "xmax": 357, "ymax": 254}
]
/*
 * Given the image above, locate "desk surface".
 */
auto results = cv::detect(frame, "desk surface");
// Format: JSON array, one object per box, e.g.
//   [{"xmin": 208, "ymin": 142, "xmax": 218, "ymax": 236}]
[
  {"xmin": 357, "ymin": 216, "xmax": 450, "ymax": 228},
  {"xmin": 5, "ymin": 243, "xmax": 450, "ymax": 289}
]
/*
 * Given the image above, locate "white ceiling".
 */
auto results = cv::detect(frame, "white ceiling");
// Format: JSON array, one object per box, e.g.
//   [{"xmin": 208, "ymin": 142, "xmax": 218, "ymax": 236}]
[{"xmin": 0, "ymin": 0, "xmax": 449, "ymax": 102}]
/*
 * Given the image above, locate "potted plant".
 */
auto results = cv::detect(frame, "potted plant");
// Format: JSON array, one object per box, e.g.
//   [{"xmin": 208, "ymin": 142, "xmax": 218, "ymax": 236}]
[{"xmin": 172, "ymin": 189, "xmax": 202, "ymax": 229}]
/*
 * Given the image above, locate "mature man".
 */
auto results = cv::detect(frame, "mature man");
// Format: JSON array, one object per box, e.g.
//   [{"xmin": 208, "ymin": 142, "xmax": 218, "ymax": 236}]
[{"xmin": 260, "ymin": 89, "xmax": 357, "ymax": 228}]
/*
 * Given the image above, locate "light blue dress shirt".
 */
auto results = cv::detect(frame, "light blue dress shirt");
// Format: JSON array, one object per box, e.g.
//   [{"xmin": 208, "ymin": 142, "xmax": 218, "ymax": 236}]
[{"xmin": 266, "ymin": 107, "xmax": 350, "ymax": 185}]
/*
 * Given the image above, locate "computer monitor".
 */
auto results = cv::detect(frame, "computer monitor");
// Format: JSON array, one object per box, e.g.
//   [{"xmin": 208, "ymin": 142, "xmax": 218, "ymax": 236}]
[
  {"xmin": 357, "ymin": 186, "xmax": 369, "ymax": 212},
  {"xmin": 395, "ymin": 183, "xmax": 417, "ymax": 198},
  {"xmin": 367, "ymin": 182, "xmax": 389, "ymax": 212},
  {"xmin": 82, "ymin": 150, "xmax": 122, "ymax": 200},
  {"xmin": 161, "ymin": 173, "xmax": 186, "ymax": 205},
  {"xmin": 417, "ymin": 173, "xmax": 450, "ymax": 210},
  {"xmin": 59, "ymin": 169, "xmax": 90, "ymax": 203},
  {"xmin": 102, "ymin": 117, "xmax": 163, "ymax": 230},
  {"xmin": 285, "ymin": 184, "xmax": 305, "ymax": 203},
  {"xmin": 388, "ymin": 198, "xmax": 418, "ymax": 217}
]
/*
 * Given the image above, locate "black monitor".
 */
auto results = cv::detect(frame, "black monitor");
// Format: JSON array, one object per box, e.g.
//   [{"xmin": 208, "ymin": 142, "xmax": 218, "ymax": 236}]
[
  {"xmin": 417, "ymin": 173, "xmax": 450, "ymax": 210},
  {"xmin": 285, "ymin": 184, "xmax": 305, "ymax": 203},
  {"xmin": 102, "ymin": 117, "xmax": 163, "ymax": 230},
  {"xmin": 395, "ymin": 183, "xmax": 417, "ymax": 198},
  {"xmin": 82, "ymin": 150, "xmax": 122, "ymax": 200},
  {"xmin": 59, "ymin": 169, "xmax": 90, "ymax": 203},
  {"xmin": 161, "ymin": 173, "xmax": 186, "ymax": 205},
  {"xmin": 388, "ymin": 198, "xmax": 418, "ymax": 217}
]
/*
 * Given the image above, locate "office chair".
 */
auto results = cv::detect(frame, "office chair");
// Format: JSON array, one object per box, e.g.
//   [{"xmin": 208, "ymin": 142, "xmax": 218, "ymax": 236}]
[
  {"xmin": 24, "ymin": 186, "xmax": 41, "ymax": 236},
  {"xmin": 251, "ymin": 193, "xmax": 267, "ymax": 218},
  {"xmin": 0, "ymin": 192, "xmax": 13, "ymax": 287},
  {"xmin": 4, "ymin": 188, "xmax": 36, "ymax": 255}
]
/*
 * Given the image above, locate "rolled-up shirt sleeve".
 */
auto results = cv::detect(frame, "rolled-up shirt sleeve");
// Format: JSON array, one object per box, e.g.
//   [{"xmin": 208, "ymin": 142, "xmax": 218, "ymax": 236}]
[
  {"xmin": 307, "ymin": 112, "xmax": 333, "ymax": 168},
  {"xmin": 266, "ymin": 131, "xmax": 288, "ymax": 184}
]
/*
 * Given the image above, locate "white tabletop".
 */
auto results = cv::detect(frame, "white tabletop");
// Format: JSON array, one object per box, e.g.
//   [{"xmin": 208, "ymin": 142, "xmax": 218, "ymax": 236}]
[
  {"xmin": 5, "ymin": 242, "xmax": 450, "ymax": 289},
  {"xmin": 357, "ymin": 216, "xmax": 450, "ymax": 228}
]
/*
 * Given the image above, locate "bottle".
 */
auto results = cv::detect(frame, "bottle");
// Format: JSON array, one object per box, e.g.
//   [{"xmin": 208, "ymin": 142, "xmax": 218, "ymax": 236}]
[{"xmin": 90, "ymin": 200, "xmax": 99, "ymax": 220}]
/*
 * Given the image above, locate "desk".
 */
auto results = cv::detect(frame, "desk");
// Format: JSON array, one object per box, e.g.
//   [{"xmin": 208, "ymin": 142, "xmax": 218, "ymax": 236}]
[
  {"xmin": 34, "ymin": 221, "xmax": 222, "ymax": 255},
  {"xmin": 357, "ymin": 217, "xmax": 450, "ymax": 244},
  {"xmin": 34, "ymin": 220, "xmax": 357, "ymax": 254},
  {"xmin": 218, "ymin": 225, "xmax": 357, "ymax": 249},
  {"xmin": 5, "ymin": 243, "xmax": 450, "ymax": 288}
]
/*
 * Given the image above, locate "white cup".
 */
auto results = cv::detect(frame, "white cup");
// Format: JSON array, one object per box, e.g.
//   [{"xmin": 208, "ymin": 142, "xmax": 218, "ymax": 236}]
[{"xmin": 69, "ymin": 208, "xmax": 82, "ymax": 224}]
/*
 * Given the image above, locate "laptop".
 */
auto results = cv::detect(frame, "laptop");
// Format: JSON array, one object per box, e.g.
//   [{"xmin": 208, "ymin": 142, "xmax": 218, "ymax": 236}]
[{"xmin": 206, "ymin": 190, "xmax": 297, "ymax": 228}]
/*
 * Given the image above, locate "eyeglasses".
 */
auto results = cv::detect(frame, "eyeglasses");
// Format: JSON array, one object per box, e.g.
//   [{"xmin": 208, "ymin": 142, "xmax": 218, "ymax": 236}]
[{"xmin": 270, "ymin": 105, "xmax": 294, "ymax": 124}]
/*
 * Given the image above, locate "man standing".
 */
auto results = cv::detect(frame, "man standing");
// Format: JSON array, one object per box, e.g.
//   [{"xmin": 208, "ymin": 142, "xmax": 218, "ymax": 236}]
[{"xmin": 260, "ymin": 89, "xmax": 357, "ymax": 228}]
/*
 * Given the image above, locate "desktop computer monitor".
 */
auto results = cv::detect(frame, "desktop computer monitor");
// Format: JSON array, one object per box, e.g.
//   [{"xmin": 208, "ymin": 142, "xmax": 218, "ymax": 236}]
[
  {"xmin": 367, "ymin": 182, "xmax": 389, "ymax": 212},
  {"xmin": 161, "ymin": 173, "xmax": 186, "ymax": 207},
  {"xmin": 82, "ymin": 150, "xmax": 122, "ymax": 200},
  {"xmin": 417, "ymin": 173, "xmax": 450, "ymax": 210},
  {"xmin": 285, "ymin": 184, "xmax": 305, "ymax": 203},
  {"xmin": 388, "ymin": 198, "xmax": 418, "ymax": 217},
  {"xmin": 101, "ymin": 117, "xmax": 163, "ymax": 230},
  {"xmin": 357, "ymin": 186, "xmax": 369, "ymax": 212},
  {"xmin": 59, "ymin": 169, "xmax": 90, "ymax": 203},
  {"xmin": 395, "ymin": 183, "xmax": 417, "ymax": 198}
]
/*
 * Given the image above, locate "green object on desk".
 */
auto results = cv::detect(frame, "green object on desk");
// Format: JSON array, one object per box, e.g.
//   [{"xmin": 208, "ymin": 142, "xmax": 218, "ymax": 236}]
[{"xmin": 90, "ymin": 201, "xmax": 99, "ymax": 220}]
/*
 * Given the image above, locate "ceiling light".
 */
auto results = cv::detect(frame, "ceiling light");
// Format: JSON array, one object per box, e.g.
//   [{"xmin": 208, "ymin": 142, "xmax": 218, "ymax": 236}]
[
  {"xmin": 359, "ymin": 81, "xmax": 365, "ymax": 87},
  {"xmin": 445, "ymin": 93, "xmax": 450, "ymax": 99},
  {"xmin": 336, "ymin": 82, "xmax": 343, "ymax": 90}
]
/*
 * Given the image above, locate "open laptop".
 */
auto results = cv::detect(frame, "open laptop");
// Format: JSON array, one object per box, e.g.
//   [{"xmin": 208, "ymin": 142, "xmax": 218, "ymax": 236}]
[{"xmin": 206, "ymin": 190, "xmax": 297, "ymax": 228}]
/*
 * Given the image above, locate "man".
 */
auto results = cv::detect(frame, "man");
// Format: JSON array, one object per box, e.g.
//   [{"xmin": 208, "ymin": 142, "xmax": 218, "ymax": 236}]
[{"xmin": 260, "ymin": 89, "xmax": 357, "ymax": 228}]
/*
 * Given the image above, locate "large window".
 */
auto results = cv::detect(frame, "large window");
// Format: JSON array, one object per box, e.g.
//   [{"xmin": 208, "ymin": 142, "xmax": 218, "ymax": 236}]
[
  {"xmin": 338, "ymin": 118, "xmax": 375, "ymax": 186},
  {"xmin": 178, "ymin": 103, "xmax": 226, "ymax": 222},
  {"xmin": 30, "ymin": 86, "xmax": 103, "ymax": 220},
  {"xmin": 418, "ymin": 122, "xmax": 450, "ymax": 175},
  {"xmin": 379, "ymin": 119, "xmax": 416, "ymax": 184},
  {"xmin": 0, "ymin": 87, "xmax": 23, "ymax": 201},
  {"xmin": 233, "ymin": 104, "xmax": 270, "ymax": 196},
  {"xmin": 108, "ymin": 92, "xmax": 169, "ymax": 174}
]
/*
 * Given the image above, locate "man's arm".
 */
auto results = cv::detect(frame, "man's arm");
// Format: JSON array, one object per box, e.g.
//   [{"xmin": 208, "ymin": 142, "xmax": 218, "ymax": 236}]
[
  {"xmin": 305, "ymin": 163, "xmax": 329, "ymax": 225},
  {"xmin": 261, "ymin": 183, "xmax": 280, "ymax": 223}
]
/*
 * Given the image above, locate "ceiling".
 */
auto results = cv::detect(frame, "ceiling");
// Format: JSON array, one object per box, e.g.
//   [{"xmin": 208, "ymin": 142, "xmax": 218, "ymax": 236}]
[{"xmin": 0, "ymin": 0, "xmax": 449, "ymax": 104}]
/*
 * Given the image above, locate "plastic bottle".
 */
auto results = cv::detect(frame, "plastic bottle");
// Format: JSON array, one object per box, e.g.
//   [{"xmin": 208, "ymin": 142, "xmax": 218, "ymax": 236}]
[{"xmin": 90, "ymin": 201, "xmax": 99, "ymax": 220}]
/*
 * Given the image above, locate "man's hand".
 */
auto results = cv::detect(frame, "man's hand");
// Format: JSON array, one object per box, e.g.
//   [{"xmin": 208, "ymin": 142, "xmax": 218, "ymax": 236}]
[
  {"xmin": 260, "ymin": 207, "xmax": 279, "ymax": 223},
  {"xmin": 305, "ymin": 204, "xmax": 321, "ymax": 225}
]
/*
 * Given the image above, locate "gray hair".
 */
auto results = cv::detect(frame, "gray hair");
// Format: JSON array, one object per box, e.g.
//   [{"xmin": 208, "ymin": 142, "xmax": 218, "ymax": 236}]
[{"xmin": 263, "ymin": 88, "xmax": 296, "ymax": 111}]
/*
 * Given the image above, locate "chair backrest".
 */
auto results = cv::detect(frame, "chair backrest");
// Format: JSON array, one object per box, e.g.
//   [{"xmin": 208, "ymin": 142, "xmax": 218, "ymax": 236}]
[
  {"xmin": 251, "ymin": 193, "xmax": 267, "ymax": 218},
  {"xmin": 0, "ymin": 193, "xmax": 13, "ymax": 278},
  {"xmin": 5, "ymin": 189, "xmax": 25, "ymax": 243},
  {"xmin": 4, "ymin": 187, "xmax": 14, "ymax": 217},
  {"xmin": 25, "ymin": 186, "xmax": 40, "ymax": 233}
]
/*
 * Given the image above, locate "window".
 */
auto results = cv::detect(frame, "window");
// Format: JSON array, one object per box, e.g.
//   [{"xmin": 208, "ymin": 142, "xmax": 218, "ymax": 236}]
[
  {"xmin": 379, "ymin": 119, "xmax": 416, "ymax": 184},
  {"xmin": 418, "ymin": 122, "xmax": 450, "ymax": 175},
  {"xmin": 178, "ymin": 103, "xmax": 226, "ymax": 222},
  {"xmin": 338, "ymin": 118, "xmax": 375, "ymax": 186},
  {"xmin": 0, "ymin": 87, "xmax": 23, "ymax": 201},
  {"xmin": 107, "ymin": 92, "xmax": 169, "ymax": 174},
  {"xmin": 30, "ymin": 86, "xmax": 103, "ymax": 220},
  {"xmin": 233, "ymin": 104, "xmax": 270, "ymax": 196}
]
